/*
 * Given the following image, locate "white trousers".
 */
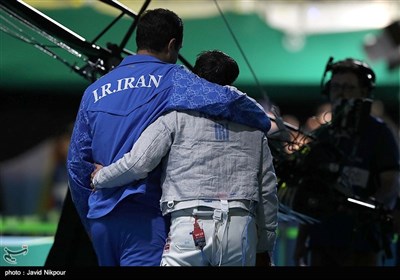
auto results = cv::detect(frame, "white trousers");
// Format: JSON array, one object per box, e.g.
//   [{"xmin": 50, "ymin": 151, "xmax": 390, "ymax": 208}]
[{"xmin": 160, "ymin": 207, "xmax": 257, "ymax": 266}]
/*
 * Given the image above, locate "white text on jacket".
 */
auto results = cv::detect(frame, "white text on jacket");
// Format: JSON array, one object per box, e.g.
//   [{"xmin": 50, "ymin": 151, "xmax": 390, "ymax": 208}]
[{"xmin": 93, "ymin": 75, "xmax": 162, "ymax": 103}]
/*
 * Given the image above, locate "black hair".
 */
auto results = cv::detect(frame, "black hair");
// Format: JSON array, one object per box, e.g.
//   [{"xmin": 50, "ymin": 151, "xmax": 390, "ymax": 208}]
[
  {"xmin": 193, "ymin": 50, "xmax": 239, "ymax": 86},
  {"xmin": 136, "ymin": 8, "xmax": 183, "ymax": 53}
]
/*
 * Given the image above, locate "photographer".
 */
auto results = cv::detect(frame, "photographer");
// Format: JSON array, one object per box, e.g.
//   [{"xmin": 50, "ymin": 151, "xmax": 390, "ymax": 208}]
[{"xmin": 293, "ymin": 58, "xmax": 400, "ymax": 266}]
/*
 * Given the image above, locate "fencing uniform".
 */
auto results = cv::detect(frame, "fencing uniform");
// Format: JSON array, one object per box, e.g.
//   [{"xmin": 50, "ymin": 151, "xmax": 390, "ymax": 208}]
[{"xmin": 93, "ymin": 111, "xmax": 278, "ymax": 266}]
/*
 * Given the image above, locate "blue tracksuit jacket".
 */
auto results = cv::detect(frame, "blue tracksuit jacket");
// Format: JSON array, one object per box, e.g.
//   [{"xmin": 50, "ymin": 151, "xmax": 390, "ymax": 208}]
[{"xmin": 67, "ymin": 54, "xmax": 271, "ymax": 231}]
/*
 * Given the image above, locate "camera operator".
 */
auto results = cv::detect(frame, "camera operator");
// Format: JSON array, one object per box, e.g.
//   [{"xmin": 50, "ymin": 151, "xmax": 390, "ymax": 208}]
[{"xmin": 293, "ymin": 57, "xmax": 400, "ymax": 266}]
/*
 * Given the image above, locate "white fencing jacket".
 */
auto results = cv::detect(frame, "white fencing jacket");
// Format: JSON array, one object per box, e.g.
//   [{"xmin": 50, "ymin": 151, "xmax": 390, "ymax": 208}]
[{"xmin": 93, "ymin": 110, "xmax": 278, "ymax": 253}]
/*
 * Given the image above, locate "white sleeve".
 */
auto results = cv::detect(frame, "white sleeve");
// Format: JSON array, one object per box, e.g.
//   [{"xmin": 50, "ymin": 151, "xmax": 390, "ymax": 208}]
[
  {"xmin": 92, "ymin": 113, "xmax": 174, "ymax": 189},
  {"xmin": 256, "ymin": 136, "xmax": 278, "ymax": 254}
]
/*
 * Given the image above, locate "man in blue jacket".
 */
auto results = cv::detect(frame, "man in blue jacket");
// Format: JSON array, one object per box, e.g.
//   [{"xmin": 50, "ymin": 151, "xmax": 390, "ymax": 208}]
[{"xmin": 67, "ymin": 8, "xmax": 271, "ymax": 266}]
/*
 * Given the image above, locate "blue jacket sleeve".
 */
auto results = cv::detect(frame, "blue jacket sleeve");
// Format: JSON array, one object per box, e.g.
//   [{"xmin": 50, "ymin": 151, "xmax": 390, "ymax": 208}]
[
  {"xmin": 167, "ymin": 67, "xmax": 271, "ymax": 133},
  {"xmin": 66, "ymin": 97, "xmax": 93, "ymax": 231}
]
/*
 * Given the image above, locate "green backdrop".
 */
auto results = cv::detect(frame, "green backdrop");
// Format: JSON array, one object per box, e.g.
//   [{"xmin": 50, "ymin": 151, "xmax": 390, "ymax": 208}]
[{"xmin": 1, "ymin": 5, "xmax": 398, "ymax": 100}]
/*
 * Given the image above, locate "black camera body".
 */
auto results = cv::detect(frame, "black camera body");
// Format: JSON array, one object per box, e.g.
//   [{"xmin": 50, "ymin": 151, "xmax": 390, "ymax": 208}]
[{"xmin": 276, "ymin": 98, "xmax": 375, "ymax": 221}]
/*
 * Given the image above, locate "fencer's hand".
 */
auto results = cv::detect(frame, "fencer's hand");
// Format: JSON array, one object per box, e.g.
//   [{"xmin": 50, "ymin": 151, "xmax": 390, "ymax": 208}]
[{"xmin": 90, "ymin": 163, "xmax": 104, "ymax": 191}]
